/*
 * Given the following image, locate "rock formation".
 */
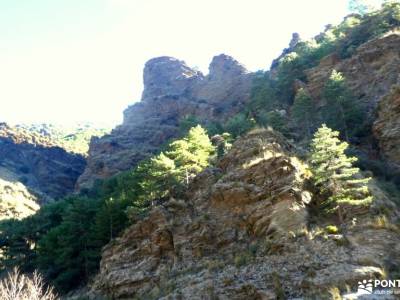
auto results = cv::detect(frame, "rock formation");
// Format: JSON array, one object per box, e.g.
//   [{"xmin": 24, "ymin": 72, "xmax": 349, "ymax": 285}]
[
  {"xmin": 79, "ymin": 33, "xmax": 400, "ymax": 190},
  {"xmin": 0, "ymin": 123, "xmax": 86, "ymax": 202},
  {"xmin": 298, "ymin": 33, "xmax": 400, "ymax": 168},
  {"xmin": 77, "ymin": 54, "xmax": 253, "ymax": 189},
  {"xmin": 270, "ymin": 32, "xmax": 301, "ymax": 71},
  {"xmin": 91, "ymin": 129, "xmax": 400, "ymax": 299},
  {"xmin": 305, "ymin": 33, "xmax": 400, "ymax": 113},
  {"xmin": 373, "ymin": 85, "xmax": 400, "ymax": 168}
]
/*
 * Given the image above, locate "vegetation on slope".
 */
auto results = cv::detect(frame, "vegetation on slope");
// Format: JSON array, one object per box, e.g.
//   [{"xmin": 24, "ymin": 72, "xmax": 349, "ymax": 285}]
[
  {"xmin": 16, "ymin": 123, "xmax": 110, "ymax": 155},
  {"xmin": 214, "ymin": 1, "xmax": 400, "ymax": 190},
  {"xmin": 310, "ymin": 124, "xmax": 372, "ymax": 221},
  {"xmin": 1, "ymin": 2, "xmax": 400, "ymax": 296},
  {"xmin": 0, "ymin": 126, "xmax": 217, "ymax": 292}
]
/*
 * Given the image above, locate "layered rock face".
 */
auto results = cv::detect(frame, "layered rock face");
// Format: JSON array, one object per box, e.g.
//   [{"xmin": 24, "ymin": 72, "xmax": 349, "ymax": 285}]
[
  {"xmin": 305, "ymin": 33, "xmax": 400, "ymax": 111},
  {"xmin": 300, "ymin": 33, "xmax": 400, "ymax": 166},
  {"xmin": 91, "ymin": 129, "xmax": 399, "ymax": 299},
  {"xmin": 0, "ymin": 123, "xmax": 86, "ymax": 202},
  {"xmin": 373, "ymin": 86, "xmax": 400, "ymax": 167},
  {"xmin": 77, "ymin": 54, "xmax": 252, "ymax": 189}
]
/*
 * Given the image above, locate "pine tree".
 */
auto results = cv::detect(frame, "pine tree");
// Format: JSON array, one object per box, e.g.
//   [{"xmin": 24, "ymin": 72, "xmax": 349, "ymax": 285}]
[
  {"xmin": 146, "ymin": 152, "xmax": 177, "ymax": 201},
  {"xmin": 179, "ymin": 115, "xmax": 201, "ymax": 135},
  {"xmin": 168, "ymin": 125, "xmax": 214, "ymax": 183},
  {"xmin": 260, "ymin": 111, "xmax": 289, "ymax": 136},
  {"xmin": 321, "ymin": 70, "xmax": 365, "ymax": 141},
  {"xmin": 310, "ymin": 124, "xmax": 372, "ymax": 222},
  {"xmin": 225, "ymin": 113, "xmax": 254, "ymax": 138},
  {"xmin": 292, "ymin": 88, "xmax": 317, "ymax": 139},
  {"xmin": 249, "ymin": 72, "xmax": 279, "ymax": 113},
  {"xmin": 37, "ymin": 197, "xmax": 100, "ymax": 292}
]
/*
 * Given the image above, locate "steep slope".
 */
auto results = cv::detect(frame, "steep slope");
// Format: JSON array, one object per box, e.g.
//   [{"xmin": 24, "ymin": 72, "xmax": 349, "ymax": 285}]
[
  {"xmin": 305, "ymin": 33, "xmax": 400, "ymax": 112},
  {"xmin": 0, "ymin": 123, "xmax": 86, "ymax": 203},
  {"xmin": 289, "ymin": 32, "xmax": 400, "ymax": 169},
  {"xmin": 305, "ymin": 32, "xmax": 400, "ymax": 173},
  {"xmin": 373, "ymin": 85, "xmax": 400, "ymax": 168},
  {"xmin": 91, "ymin": 129, "xmax": 400, "ymax": 299},
  {"xmin": 0, "ymin": 175, "xmax": 39, "ymax": 220},
  {"xmin": 77, "ymin": 54, "xmax": 253, "ymax": 189}
]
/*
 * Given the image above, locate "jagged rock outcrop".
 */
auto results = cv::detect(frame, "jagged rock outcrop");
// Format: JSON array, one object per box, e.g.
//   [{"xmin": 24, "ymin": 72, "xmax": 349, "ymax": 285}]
[
  {"xmin": 0, "ymin": 123, "xmax": 86, "ymax": 202},
  {"xmin": 373, "ymin": 85, "xmax": 400, "ymax": 167},
  {"xmin": 270, "ymin": 32, "xmax": 301, "ymax": 70},
  {"xmin": 141, "ymin": 57, "xmax": 203, "ymax": 100},
  {"xmin": 77, "ymin": 54, "xmax": 253, "ymax": 189},
  {"xmin": 79, "ymin": 33, "xmax": 400, "ymax": 190},
  {"xmin": 91, "ymin": 129, "xmax": 400, "ymax": 299}
]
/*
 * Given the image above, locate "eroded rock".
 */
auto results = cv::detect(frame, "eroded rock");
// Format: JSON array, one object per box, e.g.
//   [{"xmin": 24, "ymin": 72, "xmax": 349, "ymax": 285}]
[
  {"xmin": 77, "ymin": 54, "xmax": 253, "ymax": 189},
  {"xmin": 373, "ymin": 85, "xmax": 400, "ymax": 167},
  {"xmin": 90, "ymin": 129, "xmax": 400, "ymax": 299}
]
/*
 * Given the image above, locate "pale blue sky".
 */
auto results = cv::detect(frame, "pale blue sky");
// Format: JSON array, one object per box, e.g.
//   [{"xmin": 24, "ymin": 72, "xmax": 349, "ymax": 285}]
[{"xmin": 0, "ymin": 0, "xmax": 373, "ymax": 126}]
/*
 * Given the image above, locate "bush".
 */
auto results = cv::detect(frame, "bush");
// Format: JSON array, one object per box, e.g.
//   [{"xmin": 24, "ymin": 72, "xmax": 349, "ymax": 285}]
[
  {"xmin": 325, "ymin": 225, "xmax": 339, "ymax": 234},
  {"xmin": 234, "ymin": 252, "xmax": 252, "ymax": 267},
  {"xmin": 225, "ymin": 114, "xmax": 255, "ymax": 138}
]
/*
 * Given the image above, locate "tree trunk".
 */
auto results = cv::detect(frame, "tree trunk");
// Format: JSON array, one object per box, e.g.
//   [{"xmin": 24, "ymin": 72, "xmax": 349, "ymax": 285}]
[
  {"xmin": 337, "ymin": 206, "xmax": 344, "ymax": 224},
  {"xmin": 339, "ymin": 104, "xmax": 349, "ymax": 142}
]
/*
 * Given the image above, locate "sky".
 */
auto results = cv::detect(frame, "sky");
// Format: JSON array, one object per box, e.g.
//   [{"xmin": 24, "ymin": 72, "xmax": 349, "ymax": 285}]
[{"xmin": 0, "ymin": 0, "xmax": 378, "ymax": 126}]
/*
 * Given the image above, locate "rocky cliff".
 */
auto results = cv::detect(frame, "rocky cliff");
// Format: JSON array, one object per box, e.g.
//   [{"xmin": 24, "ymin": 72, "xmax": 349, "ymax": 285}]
[
  {"xmin": 91, "ymin": 129, "xmax": 400, "ymax": 299},
  {"xmin": 305, "ymin": 33, "xmax": 400, "ymax": 112},
  {"xmin": 299, "ymin": 33, "xmax": 400, "ymax": 168},
  {"xmin": 0, "ymin": 123, "xmax": 86, "ymax": 203},
  {"xmin": 77, "ymin": 54, "xmax": 252, "ymax": 189},
  {"xmin": 373, "ymin": 85, "xmax": 400, "ymax": 168},
  {"xmin": 79, "ymin": 32, "xmax": 400, "ymax": 190}
]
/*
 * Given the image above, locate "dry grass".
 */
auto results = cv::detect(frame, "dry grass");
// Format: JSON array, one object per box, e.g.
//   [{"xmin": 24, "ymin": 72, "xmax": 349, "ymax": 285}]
[
  {"xmin": 369, "ymin": 215, "xmax": 400, "ymax": 232},
  {"xmin": 0, "ymin": 268, "xmax": 58, "ymax": 300}
]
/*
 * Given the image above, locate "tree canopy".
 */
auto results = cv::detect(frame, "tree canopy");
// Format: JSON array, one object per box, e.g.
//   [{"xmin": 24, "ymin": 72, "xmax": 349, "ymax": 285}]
[{"xmin": 310, "ymin": 124, "xmax": 372, "ymax": 221}]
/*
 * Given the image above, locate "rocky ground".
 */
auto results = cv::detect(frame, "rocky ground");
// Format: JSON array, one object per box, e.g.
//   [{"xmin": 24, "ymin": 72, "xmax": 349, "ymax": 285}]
[{"xmin": 87, "ymin": 129, "xmax": 400, "ymax": 299}]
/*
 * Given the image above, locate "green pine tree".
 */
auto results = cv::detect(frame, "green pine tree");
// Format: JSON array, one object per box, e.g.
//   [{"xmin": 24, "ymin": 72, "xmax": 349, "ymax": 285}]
[
  {"xmin": 179, "ymin": 115, "xmax": 201, "ymax": 135},
  {"xmin": 292, "ymin": 88, "xmax": 317, "ymax": 139},
  {"xmin": 260, "ymin": 111, "xmax": 289, "ymax": 136},
  {"xmin": 225, "ymin": 113, "xmax": 255, "ymax": 138},
  {"xmin": 37, "ymin": 197, "xmax": 100, "ymax": 292},
  {"xmin": 321, "ymin": 70, "xmax": 365, "ymax": 141},
  {"xmin": 145, "ymin": 152, "xmax": 177, "ymax": 201},
  {"xmin": 310, "ymin": 124, "xmax": 372, "ymax": 222},
  {"xmin": 168, "ymin": 125, "xmax": 214, "ymax": 184}
]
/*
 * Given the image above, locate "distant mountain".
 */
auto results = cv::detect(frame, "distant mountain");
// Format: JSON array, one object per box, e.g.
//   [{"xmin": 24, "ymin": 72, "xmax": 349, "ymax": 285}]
[
  {"xmin": 0, "ymin": 123, "xmax": 86, "ymax": 216},
  {"xmin": 16, "ymin": 123, "xmax": 111, "ymax": 156}
]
